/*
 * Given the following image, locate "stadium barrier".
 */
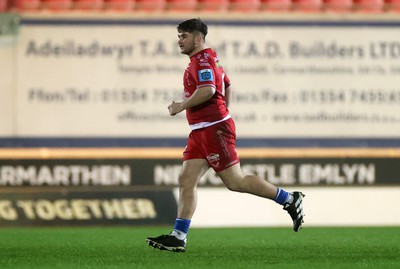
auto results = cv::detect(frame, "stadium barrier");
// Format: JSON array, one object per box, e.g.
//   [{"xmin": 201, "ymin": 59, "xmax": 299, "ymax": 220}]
[{"xmin": 1, "ymin": 148, "xmax": 399, "ymax": 227}]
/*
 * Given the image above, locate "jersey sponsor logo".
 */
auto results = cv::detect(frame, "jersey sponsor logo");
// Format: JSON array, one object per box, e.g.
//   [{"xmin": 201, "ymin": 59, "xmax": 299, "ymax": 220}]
[{"xmin": 198, "ymin": 69, "xmax": 214, "ymax": 82}]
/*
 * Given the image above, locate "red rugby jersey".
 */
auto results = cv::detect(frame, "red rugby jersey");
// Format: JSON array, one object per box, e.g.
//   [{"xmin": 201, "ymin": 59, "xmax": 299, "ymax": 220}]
[{"xmin": 183, "ymin": 48, "xmax": 231, "ymax": 128}]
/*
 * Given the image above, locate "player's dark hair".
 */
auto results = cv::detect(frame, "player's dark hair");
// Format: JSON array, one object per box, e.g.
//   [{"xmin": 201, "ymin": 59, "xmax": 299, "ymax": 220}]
[{"xmin": 177, "ymin": 18, "xmax": 208, "ymax": 40}]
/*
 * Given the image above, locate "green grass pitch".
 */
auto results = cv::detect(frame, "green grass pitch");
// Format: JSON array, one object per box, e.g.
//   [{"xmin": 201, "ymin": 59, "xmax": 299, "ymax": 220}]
[{"xmin": 0, "ymin": 226, "xmax": 399, "ymax": 269}]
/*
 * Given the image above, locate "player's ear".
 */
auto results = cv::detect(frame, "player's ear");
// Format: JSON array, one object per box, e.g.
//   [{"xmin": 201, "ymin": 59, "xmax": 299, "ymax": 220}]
[{"xmin": 195, "ymin": 33, "xmax": 203, "ymax": 45}]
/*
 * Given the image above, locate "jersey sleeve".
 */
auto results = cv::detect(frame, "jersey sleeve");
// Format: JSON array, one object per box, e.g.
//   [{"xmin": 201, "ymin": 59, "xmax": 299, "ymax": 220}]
[{"xmin": 191, "ymin": 57, "xmax": 216, "ymax": 90}]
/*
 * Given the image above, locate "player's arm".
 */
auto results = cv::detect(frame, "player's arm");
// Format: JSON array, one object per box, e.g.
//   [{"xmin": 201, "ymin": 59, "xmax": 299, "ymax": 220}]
[
  {"xmin": 223, "ymin": 71, "xmax": 231, "ymax": 108},
  {"xmin": 224, "ymin": 86, "xmax": 231, "ymax": 108},
  {"xmin": 168, "ymin": 86, "xmax": 215, "ymax": 116}
]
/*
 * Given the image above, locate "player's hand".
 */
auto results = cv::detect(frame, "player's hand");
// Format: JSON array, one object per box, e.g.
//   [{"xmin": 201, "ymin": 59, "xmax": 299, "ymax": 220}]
[{"xmin": 168, "ymin": 101, "xmax": 183, "ymax": 116}]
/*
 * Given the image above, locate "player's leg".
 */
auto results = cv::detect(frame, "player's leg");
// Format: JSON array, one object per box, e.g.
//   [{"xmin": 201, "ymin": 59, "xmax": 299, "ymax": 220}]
[
  {"xmin": 217, "ymin": 163, "xmax": 278, "ymax": 198},
  {"xmin": 217, "ymin": 164, "xmax": 305, "ymax": 231},
  {"xmin": 176, "ymin": 158, "xmax": 210, "ymax": 220},
  {"xmin": 208, "ymin": 118, "xmax": 305, "ymax": 232},
  {"xmin": 205, "ymin": 118, "xmax": 279, "ymax": 200},
  {"xmin": 146, "ymin": 158, "xmax": 209, "ymax": 252}
]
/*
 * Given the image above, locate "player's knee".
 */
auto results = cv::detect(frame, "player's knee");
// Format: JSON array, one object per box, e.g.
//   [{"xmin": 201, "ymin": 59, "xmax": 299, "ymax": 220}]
[
  {"xmin": 224, "ymin": 180, "xmax": 244, "ymax": 193},
  {"xmin": 178, "ymin": 173, "xmax": 198, "ymax": 190}
]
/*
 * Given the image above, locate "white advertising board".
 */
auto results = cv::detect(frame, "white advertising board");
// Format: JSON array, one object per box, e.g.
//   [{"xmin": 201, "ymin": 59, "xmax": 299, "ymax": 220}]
[
  {"xmin": 191, "ymin": 187, "xmax": 400, "ymax": 227},
  {"xmin": 0, "ymin": 35, "xmax": 16, "ymax": 136},
  {"xmin": 15, "ymin": 19, "xmax": 400, "ymax": 138}
]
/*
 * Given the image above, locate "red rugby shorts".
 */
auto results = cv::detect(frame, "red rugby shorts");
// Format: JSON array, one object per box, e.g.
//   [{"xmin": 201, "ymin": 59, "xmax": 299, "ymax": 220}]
[{"xmin": 183, "ymin": 118, "xmax": 240, "ymax": 172}]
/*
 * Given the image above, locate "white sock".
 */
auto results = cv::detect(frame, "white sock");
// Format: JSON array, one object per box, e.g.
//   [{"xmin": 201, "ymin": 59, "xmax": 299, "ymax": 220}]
[
  {"xmin": 286, "ymin": 193, "xmax": 294, "ymax": 204},
  {"xmin": 171, "ymin": 230, "xmax": 187, "ymax": 240}
]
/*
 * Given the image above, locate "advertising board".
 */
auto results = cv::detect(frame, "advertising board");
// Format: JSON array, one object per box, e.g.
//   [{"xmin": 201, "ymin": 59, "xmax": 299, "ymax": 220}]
[{"xmin": 14, "ymin": 18, "xmax": 400, "ymax": 140}]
